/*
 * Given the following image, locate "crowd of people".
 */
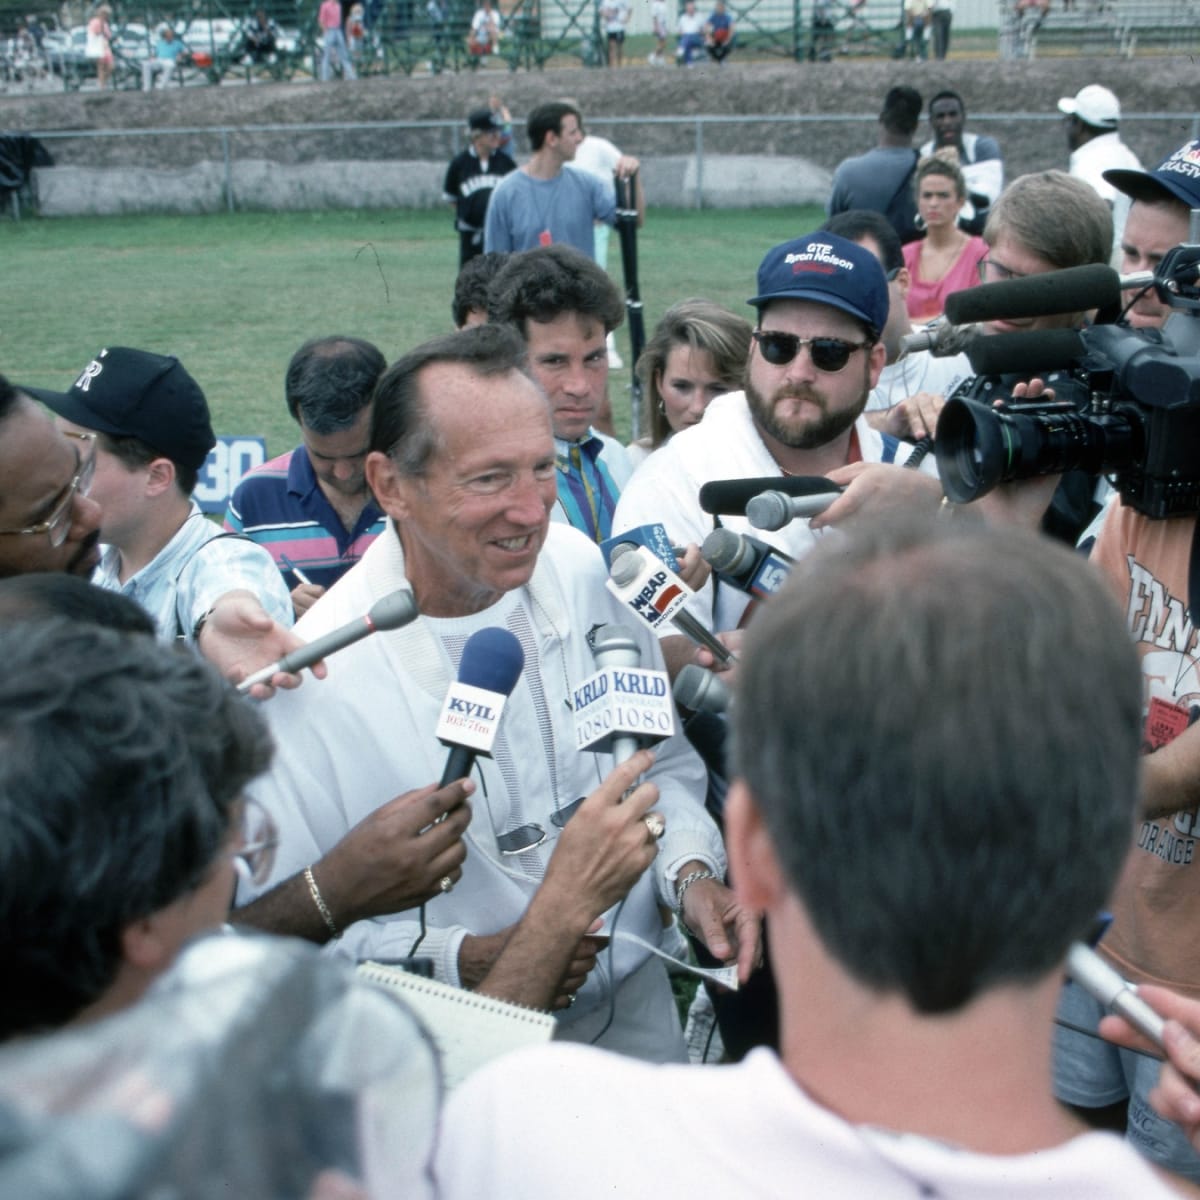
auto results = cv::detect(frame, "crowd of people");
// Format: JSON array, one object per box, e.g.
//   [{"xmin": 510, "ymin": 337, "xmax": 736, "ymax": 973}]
[{"xmin": 5, "ymin": 84, "xmax": 1200, "ymax": 1196}]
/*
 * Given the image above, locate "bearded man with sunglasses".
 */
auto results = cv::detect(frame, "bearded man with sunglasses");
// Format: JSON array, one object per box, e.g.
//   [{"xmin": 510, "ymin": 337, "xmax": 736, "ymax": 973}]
[{"xmin": 614, "ymin": 232, "xmax": 938, "ymax": 671}]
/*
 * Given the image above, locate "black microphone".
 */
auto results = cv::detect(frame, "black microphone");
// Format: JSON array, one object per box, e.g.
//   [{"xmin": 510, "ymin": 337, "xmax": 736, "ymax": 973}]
[
  {"xmin": 746, "ymin": 488, "xmax": 841, "ymax": 531},
  {"xmin": 673, "ymin": 664, "xmax": 731, "ymax": 715},
  {"xmin": 436, "ymin": 626, "xmax": 524, "ymax": 787},
  {"xmin": 965, "ymin": 329, "xmax": 1088, "ymax": 379},
  {"xmin": 898, "ymin": 319, "xmax": 984, "ymax": 358},
  {"xmin": 701, "ymin": 528, "xmax": 794, "ymax": 600},
  {"xmin": 237, "ymin": 590, "xmax": 418, "ymax": 692},
  {"xmin": 699, "ymin": 475, "xmax": 841, "ymax": 517},
  {"xmin": 944, "ymin": 263, "xmax": 1121, "ymax": 326}
]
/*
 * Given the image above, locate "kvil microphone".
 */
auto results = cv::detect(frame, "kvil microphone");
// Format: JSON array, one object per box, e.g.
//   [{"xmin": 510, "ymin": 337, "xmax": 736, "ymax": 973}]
[
  {"xmin": 964, "ymin": 329, "xmax": 1088, "ymax": 379},
  {"xmin": 573, "ymin": 624, "xmax": 674, "ymax": 764},
  {"xmin": 673, "ymin": 664, "xmax": 731, "ymax": 715},
  {"xmin": 899, "ymin": 319, "xmax": 984, "ymax": 358},
  {"xmin": 745, "ymin": 489, "xmax": 841, "ymax": 532},
  {"xmin": 699, "ymin": 475, "xmax": 841, "ymax": 518},
  {"xmin": 436, "ymin": 626, "xmax": 524, "ymax": 787},
  {"xmin": 701, "ymin": 528, "xmax": 794, "ymax": 600},
  {"xmin": 237, "ymin": 590, "xmax": 418, "ymax": 693},
  {"xmin": 944, "ymin": 263, "xmax": 1121, "ymax": 326},
  {"xmin": 608, "ymin": 546, "xmax": 735, "ymax": 667}
]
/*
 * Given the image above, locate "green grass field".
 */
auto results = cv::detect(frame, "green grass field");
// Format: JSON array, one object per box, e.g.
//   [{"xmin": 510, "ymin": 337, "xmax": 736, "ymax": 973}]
[{"xmin": 4, "ymin": 205, "xmax": 825, "ymax": 449}]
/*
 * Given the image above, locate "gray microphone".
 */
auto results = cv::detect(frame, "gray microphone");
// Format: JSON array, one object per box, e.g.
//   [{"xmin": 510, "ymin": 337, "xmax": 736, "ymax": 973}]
[
  {"xmin": 746, "ymin": 489, "xmax": 839, "ymax": 531},
  {"xmin": 1065, "ymin": 942, "xmax": 1165, "ymax": 1051},
  {"xmin": 673, "ymin": 664, "xmax": 731, "ymax": 715},
  {"xmin": 898, "ymin": 320, "xmax": 984, "ymax": 358},
  {"xmin": 237, "ymin": 589, "xmax": 418, "ymax": 692},
  {"xmin": 591, "ymin": 623, "xmax": 644, "ymax": 765}
]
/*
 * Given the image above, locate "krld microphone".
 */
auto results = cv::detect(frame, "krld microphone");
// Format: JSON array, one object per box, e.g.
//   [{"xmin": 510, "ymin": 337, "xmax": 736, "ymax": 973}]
[
  {"xmin": 607, "ymin": 546, "xmax": 734, "ymax": 667},
  {"xmin": 699, "ymin": 474, "xmax": 841, "ymax": 518},
  {"xmin": 673, "ymin": 664, "xmax": 731, "ymax": 715},
  {"xmin": 435, "ymin": 626, "xmax": 524, "ymax": 787},
  {"xmin": 573, "ymin": 624, "xmax": 675, "ymax": 763},
  {"xmin": 237, "ymin": 589, "xmax": 418, "ymax": 693},
  {"xmin": 701, "ymin": 528, "xmax": 794, "ymax": 600},
  {"xmin": 745, "ymin": 489, "xmax": 841, "ymax": 532},
  {"xmin": 944, "ymin": 263, "xmax": 1122, "ymax": 326}
]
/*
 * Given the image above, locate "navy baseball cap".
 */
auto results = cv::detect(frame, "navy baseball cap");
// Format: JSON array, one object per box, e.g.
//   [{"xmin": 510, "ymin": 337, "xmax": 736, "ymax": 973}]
[
  {"xmin": 748, "ymin": 233, "xmax": 889, "ymax": 337},
  {"xmin": 468, "ymin": 108, "xmax": 504, "ymax": 133},
  {"xmin": 1105, "ymin": 139, "xmax": 1200, "ymax": 211},
  {"xmin": 25, "ymin": 347, "xmax": 215, "ymax": 471}
]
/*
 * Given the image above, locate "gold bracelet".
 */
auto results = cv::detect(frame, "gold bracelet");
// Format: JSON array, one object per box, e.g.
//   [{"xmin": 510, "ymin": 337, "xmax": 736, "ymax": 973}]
[{"xmin": 304, "ymin": 864, "xmax": 339, "ymax": 938}]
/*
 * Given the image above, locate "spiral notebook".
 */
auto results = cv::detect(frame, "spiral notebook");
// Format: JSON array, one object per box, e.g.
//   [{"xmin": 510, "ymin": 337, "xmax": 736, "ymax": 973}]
[{"xmin": 357, "ymin": 962, "xmax": 556, "ymax": 1090}]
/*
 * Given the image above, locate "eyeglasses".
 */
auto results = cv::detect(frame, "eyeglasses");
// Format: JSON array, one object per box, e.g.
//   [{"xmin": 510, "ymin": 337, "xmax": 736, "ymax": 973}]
[
  {"xmin": 0, "ymin": 431, "xmax": 96, "ymax": 548},
  {"xmin": 977, "ymin": 257, "xmax": 1029, "ymax": 284},
  {"xmin": 231, "ymin": 795, "xmax": 278, "ymax": 885},
  {"xmin": 753, "ymin": 330, "xmax": 869, "ymax": 373}
]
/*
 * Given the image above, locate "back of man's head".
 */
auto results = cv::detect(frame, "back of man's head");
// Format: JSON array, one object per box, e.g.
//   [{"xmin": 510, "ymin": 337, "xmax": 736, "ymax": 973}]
[
  {"xmin": 984, "ymin": 170, "xmax": 1112, "ymax": 270},
  {"xmin": 880, "ymin": 85, "xmax": 923, "ymax": 139},
  {"xmin": 0, "ymin": 573, "xmax": 155, "ymax": 634},
  {"xmin": 733, "ymin": 512, "xmax": 1141, "ymax": 1015},
  {"xmin": 487, "ymin": 244, "xmax": 624, "ymax": 340},
  {"xmin": 452, "ymin": 251, "xmax": 509, "ymax": 328},
  {"xmin": 823, "ymin": 210, "xmax": 904, "ymax": 276},
  {"xmin": 526, "ymin": 100, "xmax": 580, "ymax": 151},
  {"xmin": 0, "ymin": 618, "xmax": 272, "ymax": 1039},
  {"xmin": 284, "ymin": 336, "xmax": 386, "ymax": 434}
]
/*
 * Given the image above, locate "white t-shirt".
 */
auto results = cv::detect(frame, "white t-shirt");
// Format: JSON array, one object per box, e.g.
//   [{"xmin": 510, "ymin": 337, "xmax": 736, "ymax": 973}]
[
  {"xmin": 867, "ymin": 350, "xmax": 971, "ymax": 412},
  {"xmin": 433, "ymin": 1043, "xmax": 1186, "ymax": 1199}
]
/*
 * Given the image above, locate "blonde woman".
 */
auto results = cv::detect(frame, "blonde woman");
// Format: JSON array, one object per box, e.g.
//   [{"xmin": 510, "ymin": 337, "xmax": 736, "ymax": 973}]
[
  {"xmin": 902, "ymin": 156, "xmax": 988, "ymax": 322},
  {"xmin": 86, "ymin": 3, "xmax": 113, "ymax": 89}
]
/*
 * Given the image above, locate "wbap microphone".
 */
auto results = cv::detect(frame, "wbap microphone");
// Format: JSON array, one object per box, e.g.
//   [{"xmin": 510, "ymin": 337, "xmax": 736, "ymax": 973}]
[
  {"xmin": 237, "ymin": 590, "xmax": 418, "ymax": 693},
  {"xmin": 436, "ymin": 627, "xmax": 524, "ymax": 787}
]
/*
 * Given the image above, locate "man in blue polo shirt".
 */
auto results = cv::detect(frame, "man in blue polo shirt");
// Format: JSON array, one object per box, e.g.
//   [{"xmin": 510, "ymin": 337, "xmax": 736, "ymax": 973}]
[
  {"xmin": 486, "ymin": 244, "xmax": 632, "ymax": 543},
  {"xmin": 226, "ymin": 336, "xmax": 388, "ymax": 617}
]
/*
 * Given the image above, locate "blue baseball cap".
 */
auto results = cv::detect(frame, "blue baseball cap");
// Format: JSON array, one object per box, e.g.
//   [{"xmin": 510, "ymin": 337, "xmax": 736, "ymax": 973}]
[
  {"xmin": 1105, "ymin": 139, "xmax": 1200, "ymax": 211},
  {"xmin": 748, "ymin": 233, "xmax": 889, "ymax": 337}
]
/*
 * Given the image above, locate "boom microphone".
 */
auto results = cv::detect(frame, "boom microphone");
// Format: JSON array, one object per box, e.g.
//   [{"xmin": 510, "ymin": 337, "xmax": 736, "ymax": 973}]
[
  {"xmin": 673, "ymin": 664, "xmax": 731, "ymax": 715},
  {"xmin": 899, "ymin": 319, "xmax": 985, "ymax": 358},
  {"xmin": 436, "ymin": 627, "xmax": 524, "ymax": 787},
  {"xmin": 944, "ymin": 264, "xmax": 1121, "ymax": 326},
  {"xmin": 964, "ymin": 329, "xmax": 1088, "ymax": 379},
  {"xmin": 701, "ymin": 528, "xmax": 794, "ymax": 599},
  {"xmin": 746, "ymin": 489, "xmax": 840, "ymax": 531},
  {"xmin": 237, "ymin": 590, "xmax": 418, "ymax": 692},
  {"xmin": 699, "ymin": 475, "xmax": 841, "ymax": 517}
]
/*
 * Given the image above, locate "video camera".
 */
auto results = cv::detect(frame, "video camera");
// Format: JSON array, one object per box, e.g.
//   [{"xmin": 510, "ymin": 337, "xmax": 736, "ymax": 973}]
[{"xmin": 935, "ymin": 241, "xmax": 1200, "ymax": 520}]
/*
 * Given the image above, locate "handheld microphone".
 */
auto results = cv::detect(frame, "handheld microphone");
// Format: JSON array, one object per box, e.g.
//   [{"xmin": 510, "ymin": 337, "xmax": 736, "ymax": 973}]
[
  {"xmin": 673, "ymin": 664, "xmax": 731, "ymax": 715},
  {"xmin": 899, "ymin": 319, "xmax": 984, "ymax": 358},
  {"xmin": 944, "ymin": 263, "xmax": 1121, "ymax": 326},
  {"xmin": 608, "ymin": 547, "xmax": 734, "ymax": 666},
  {"xmin": 237, "ymin": 590, "xmax": 418, "ymax": 693},
  {"xmin": 701, "ymin": 528, "xmax": 794, "ymax": 600},
  {"xmin": 699, "ymin": 475, "xmax": 841, "ymax": 518},
  {"xmin": 963, "ymin": 329, "xmax": 1088, "ymax": 379},
  {"xmin": 745, "ymin": 489, "xmax": 841, "ymax": 532},
  {"xmin": 435, "ymin": 627, "xmax": 524, "ymax": 787},
  {"xmin": 1065, "ymin": 942, "xmax": 1165, "ymax": 1051},
  {"xmin": 573, "ymin": 624, "xmax": 674, "ymax": 763}
]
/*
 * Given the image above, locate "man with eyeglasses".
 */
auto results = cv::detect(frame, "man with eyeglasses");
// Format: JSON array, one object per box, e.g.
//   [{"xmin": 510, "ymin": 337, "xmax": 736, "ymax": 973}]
[
  {"xmin": 0, "ymin": 612, "xmax": 274, "ymax": 1040},
  {"xmin": 236, "ymin": 323, "xmax": 756, "ymax": 1060},
  {"xmin": 17, "ymin": 349, "xmax": 307, "ymax": 693},
  {"xmin": 614, "ymin": 231, "xmax": 938, "ymax": 670}
]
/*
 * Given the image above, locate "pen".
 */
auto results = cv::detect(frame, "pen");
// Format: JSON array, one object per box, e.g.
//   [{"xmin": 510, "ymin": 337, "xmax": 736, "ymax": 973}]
[{"xmin": 281, "ymin": 555, "xmax": 313, "ymax": 587}]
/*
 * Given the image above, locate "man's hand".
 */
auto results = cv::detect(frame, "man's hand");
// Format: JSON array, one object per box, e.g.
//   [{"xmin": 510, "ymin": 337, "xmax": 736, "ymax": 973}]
[
  {"xmin": 459, "ymin": 926, "xmax": 514, "ymax": 991},
  {"xmin": 811, "ymin": 462, "xmax": 942, "ymax": 531},
  {"xmin": 197, "ymin": 589, "xmax": 326, "ymax": 699},
  {"xmin": 318, "ymin": 779, "xmax": 473, "ymax": 927},
  {"xmin": 674, "ymin": 541, "xmax": 712, "ymax": 592},
  {"xmin": 878, "ymin": 390, "xmax": 946, "ymax": 442},
  {"xmin": 290, "ymin": 582, "xmax": 326, "ymax": 619},
  {"xmin": 552, "ymin": 929, "xmax": 609, "ymax": 1010},
  {"xmin": 614, "ymin": 153, "xmax": 640, "ymax": 179},
  {"xmin": 679, "ymin": 869, "xmax": 761, "ymax": 985},
  {"xmin": 1099, "ymin": 983, "xmax": 1200, "ymax": 1152}
]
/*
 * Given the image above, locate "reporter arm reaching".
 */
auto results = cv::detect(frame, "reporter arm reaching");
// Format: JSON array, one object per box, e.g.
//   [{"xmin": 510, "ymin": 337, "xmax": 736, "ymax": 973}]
[
  {"xmin": 232, "ymin": 779, "xmax": 473, "ymax": 941},
  {"xmin": 675, "ymin": 857, "xmax": 762, "ymax": 984},
  {"xmin": 865, "ymin": 390, "xmax": 946, "ymax": 442},
  {"xmin": 473, "ymin": 750, "xmax": 662, "ymax": 1010}
]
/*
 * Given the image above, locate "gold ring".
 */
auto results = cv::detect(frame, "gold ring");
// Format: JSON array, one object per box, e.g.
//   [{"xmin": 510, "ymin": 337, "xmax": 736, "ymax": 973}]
[{"xmin": 439, "ymin": 875, "xmax": 454, "ymax": 894}]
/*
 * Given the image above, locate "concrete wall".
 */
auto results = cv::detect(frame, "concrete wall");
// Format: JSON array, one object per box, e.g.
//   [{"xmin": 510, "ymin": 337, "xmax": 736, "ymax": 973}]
[{"xmin": 33, "ymin": 155, "xmax": 834, "ymax": 215}]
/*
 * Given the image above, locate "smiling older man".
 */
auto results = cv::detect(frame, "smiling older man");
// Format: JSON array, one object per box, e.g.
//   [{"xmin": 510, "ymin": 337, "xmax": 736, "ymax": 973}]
[{"xmin": 236, "ymin": 323, "xmax": 756, "ymax": 1060}]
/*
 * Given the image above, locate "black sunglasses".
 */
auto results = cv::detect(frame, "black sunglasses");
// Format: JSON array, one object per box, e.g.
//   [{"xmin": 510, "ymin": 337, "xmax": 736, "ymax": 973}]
[{"xmin": 753, "ymin": 330, "xmax": 869, "ymax": 373}]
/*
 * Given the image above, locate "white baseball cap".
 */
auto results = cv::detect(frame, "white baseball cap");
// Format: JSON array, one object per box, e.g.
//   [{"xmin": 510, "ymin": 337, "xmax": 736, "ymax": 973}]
[{"xmin": 1057, "ymin": 85, "xmax": 1120, "ymax": 130}]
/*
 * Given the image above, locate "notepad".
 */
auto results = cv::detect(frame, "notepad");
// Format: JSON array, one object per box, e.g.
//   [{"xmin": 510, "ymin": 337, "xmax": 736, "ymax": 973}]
[{"xmin": 357, "ymin": 962, "xmax": 556, "ymax": 1090}]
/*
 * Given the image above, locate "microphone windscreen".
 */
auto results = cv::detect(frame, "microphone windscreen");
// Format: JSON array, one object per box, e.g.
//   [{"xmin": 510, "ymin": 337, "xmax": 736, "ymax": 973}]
[
  {"xmin": 944, "ymin": 264, "xmax": 1121, "ymax": 325},
  {"xmin": 457, "ymin": 627, "xmax": 524, "ymax": 695},
  {"xmin": 699, "ymin": 475, "xmax": 838, "ymax": 516},
  {"xmin": 965, "ymin": 329, "xmax": 1087, "ymax": 379}
]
